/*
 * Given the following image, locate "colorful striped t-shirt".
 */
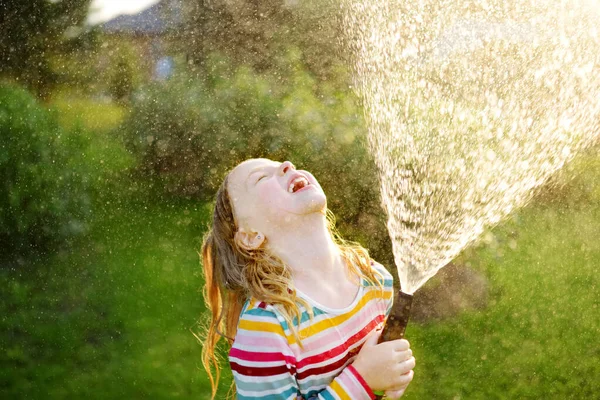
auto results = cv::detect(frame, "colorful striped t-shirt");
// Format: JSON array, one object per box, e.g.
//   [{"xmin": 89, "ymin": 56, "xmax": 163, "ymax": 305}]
[{"xmin": 228, "ymin": 260, "xmax": 394, "ymax": 399}]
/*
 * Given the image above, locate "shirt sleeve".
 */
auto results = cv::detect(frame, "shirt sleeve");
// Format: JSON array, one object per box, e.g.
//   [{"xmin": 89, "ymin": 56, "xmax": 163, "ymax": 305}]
[
  {"xmin": 228, "ymin": 302, "xmax": 376, "ymax": 400},
  {"xmin": 370, "ymin": 260, "xmax": 394, "ymax": 318}
]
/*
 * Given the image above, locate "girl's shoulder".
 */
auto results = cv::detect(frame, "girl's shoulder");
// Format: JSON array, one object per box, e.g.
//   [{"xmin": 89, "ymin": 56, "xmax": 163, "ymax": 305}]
[
  {"xmin": 237, "ymin": 298, "xmax": 289, "ymax": 336},
  {"xmin": 368, "ymin": 258, "xmax": 394, "ymax": 288},
  {"xmin": 238, "ymin": 297, "xmax": 313, "ymax": 336},
  {"xmin": 230, "ymin": 299, "xmax": 295, "ymax": 362},
  {"xmin": 240, "ymin": 297, "xmax": 280, "ymax": 319}
]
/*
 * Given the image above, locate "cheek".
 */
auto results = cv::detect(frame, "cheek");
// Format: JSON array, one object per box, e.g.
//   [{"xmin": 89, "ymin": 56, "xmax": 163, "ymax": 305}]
[
  {"xmin": 256, "ymin": 182, "xmax": 288, "ymax": 210},
  {"xmin": 256, "ymin": 182, "xmax": 304, "ymax": 220}
]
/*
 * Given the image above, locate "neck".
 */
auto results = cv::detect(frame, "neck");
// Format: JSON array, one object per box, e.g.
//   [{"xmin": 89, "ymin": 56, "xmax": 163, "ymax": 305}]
[{"xmin": 265, "ymin": 212, "xmax": 344, "ymax": 282}]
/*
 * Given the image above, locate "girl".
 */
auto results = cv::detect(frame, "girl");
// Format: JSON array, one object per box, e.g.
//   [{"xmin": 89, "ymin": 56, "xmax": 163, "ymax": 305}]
[{"xmin": 201, "ymin": 158, "xmax": 416, "ymax": 399}]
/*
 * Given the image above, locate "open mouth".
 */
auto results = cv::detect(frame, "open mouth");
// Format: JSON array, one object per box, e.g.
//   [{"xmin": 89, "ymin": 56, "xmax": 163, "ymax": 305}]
[{"xmin": 288, "ymin": 176, "xmax": 310, "ymax": 193}]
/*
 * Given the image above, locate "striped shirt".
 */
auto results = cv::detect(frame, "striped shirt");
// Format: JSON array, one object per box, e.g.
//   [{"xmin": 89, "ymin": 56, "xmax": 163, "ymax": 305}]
[{"xmin": 228, "ymin": 260, "xmax": 394, "ymax": 399}]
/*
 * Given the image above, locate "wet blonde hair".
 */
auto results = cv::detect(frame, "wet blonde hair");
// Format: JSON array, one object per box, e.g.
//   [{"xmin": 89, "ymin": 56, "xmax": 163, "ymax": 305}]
[{"xmin": 198, "ymin": 171, "xmax": 384, "ymax": 399}]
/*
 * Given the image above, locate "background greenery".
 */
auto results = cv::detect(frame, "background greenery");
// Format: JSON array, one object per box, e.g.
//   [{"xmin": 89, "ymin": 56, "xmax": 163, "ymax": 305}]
[{"xmin": 1, "ymin": 0, "xmax": 598, "ymax": 398}]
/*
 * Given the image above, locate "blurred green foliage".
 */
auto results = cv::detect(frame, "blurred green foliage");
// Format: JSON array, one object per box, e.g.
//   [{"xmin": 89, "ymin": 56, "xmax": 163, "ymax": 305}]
[
  {"xmin": 0, "ymin": 83, "xmax": 93, "ymax": 262},
  {"xmin": 49, "ymin": 89, "xmax": 127, "ymax": 134},
  {"xmin": 0, "ymin": 0, "xmax": 93, "ymax": 98},
  {"xmin": 1, "ymin": 0, "xmax": 598, "ymax": 398},
  {"xmin": 120, "ymin": 52, "xmax": 395, "ymax": 266},
  {"xmin": 1, "ymin": 132, "xmax": 598, "ymax": 397},
  {"xmin": 179, "ymin": 0, "xmax": 349, "ymax": 85},
  {"xmin": 105, "ymin": 41, "xmax": 148, "ymax": 104}
]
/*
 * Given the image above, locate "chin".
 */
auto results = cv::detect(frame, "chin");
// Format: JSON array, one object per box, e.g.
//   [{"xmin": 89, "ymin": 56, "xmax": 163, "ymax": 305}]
[
  {"xmin": 286, "ymin": 193, "xmax": 327, "ymax": 216},
  {"xmin": 304, "ymin": 195, "xmax": 327, "ymax": 214}
]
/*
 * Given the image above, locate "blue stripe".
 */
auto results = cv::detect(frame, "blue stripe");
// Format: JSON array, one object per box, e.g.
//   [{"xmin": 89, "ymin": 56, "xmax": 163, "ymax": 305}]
[
  {"xmin": 246, "ymin": 307, "xmax": 278, "ymax": 319},
  {"xmin": 318, "ymin": 389, "xmax": 336, "ymax": 400},
  {"xmin": 300, "ymin": 373, "xmax": 340, "ymax": 396},
  {"xmin": 279, "ymin": 307, "xmax": 327, "ymax": 331},
  {"xmin": 237, "ymin": 385, "xmax": 298, "ymax": 400},
  {"xmin": 233, "ymin": 374, "xmax": 294, "ymax": 393}
]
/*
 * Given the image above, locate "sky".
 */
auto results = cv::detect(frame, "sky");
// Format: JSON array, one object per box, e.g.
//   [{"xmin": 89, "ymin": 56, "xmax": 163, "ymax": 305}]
[{"xmin": 87, "ymin": 0, "xmax": 162, "ymax": 24}]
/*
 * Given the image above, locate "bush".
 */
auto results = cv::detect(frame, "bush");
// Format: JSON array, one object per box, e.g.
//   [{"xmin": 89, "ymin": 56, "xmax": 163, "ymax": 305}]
[
  {"xmin": 120, "ymin": 52, "xmax": 395, "ymax": 266},
  {"xmin": 0, "ymin": 83, "xmax": 92, "ymax": 262}
]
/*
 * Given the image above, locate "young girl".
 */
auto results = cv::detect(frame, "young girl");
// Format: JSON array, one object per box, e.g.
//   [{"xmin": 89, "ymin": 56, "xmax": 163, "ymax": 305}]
[{"xmin": 201, "ymin": 158, "xmax": 416, "ymax": 399}]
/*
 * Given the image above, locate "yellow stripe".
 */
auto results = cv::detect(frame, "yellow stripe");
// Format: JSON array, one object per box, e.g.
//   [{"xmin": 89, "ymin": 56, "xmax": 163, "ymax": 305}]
[
  {"xmin": 330, "ymin": 379, "xmax": 351, "ymax": 400},
  {"xmin": 293, "ymin": 289, "xmax": 392, "ymax": 341},
  {"xmin": 238, "ymin": 319, "xmax": 286, "ymax": 335},
  {"xmin": 238, "ymin": 289, "xmax": 392, "ymax": 343}
]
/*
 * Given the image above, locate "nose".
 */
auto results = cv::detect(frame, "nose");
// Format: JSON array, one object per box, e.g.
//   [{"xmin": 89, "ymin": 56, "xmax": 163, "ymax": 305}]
[{"xmin": 279, "ymin": 161, "xmax": 295, "ymax": 176}]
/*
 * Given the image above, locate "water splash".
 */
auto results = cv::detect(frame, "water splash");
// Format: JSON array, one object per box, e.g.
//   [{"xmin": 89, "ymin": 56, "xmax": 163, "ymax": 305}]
[{"xmin": 342, "ymin": 0, "xmax": 600, "ymax": 294}]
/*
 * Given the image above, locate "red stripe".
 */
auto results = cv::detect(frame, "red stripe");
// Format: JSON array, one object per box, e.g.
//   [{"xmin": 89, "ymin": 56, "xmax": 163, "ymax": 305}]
[
  {"xmin": 230, "ymin": 361, "xmax": 296, "ymax": 376},
  {"xmin": 296, "ymin": 316, "xmax": 384, "ymax": 381},
  {"xmin": 297, "ymin": 350, "xmax": 353, "ymax": 381},
  {"xmin": 347, "ymin": 364, "xmax": 376, "ymax": 399},
  {"xmin": 229, "ymin": 348, "xmax": 296, "ymax": 365},
  {"xmin": 229, "ymin": 315, "xmax": 384, "ymax": 381},
  {"xmin": 296, "ymin": 315, "xmax": 384, "ymax": 369}
]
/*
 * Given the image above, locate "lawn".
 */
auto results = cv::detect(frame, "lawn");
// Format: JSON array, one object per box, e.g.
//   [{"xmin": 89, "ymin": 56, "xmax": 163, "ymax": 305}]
[
  {"xmin": 1, "ymin": 95, "xmax": 227, "ymax": 398},
  {"xmin": 403, "ymin": 152, "xmax": 600, "ymax": 399},
  {"xmin": 1, "ymin": 191, "xmax": 221, "ymax": 398},
  {"xmin": 1, "ymin": 94, "xmax": 598, "ymax": 398}
]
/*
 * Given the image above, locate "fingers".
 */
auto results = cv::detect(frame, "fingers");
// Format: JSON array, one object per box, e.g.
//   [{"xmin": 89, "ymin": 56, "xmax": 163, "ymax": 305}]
[
  {"xmin": 392, "ymin": 369, "xmax": 414, "ymax": 387},
  {"xmin": 395, "ymin": 357, "xmax": 416, "ymax": 375},
  {"xmin": 386, "ymin": 370, "xmax": 414, "ymax": 397},
  {"xmin": 392, "ymin": 339, "xmax": 410, "ymax": 352},
  {"xmin": 394, "ymin": 349, "xmax": 413, "ymax": 362},
  {"xmin": 364, "ymin": 326, "xmax": 383, "ymax": 346}
]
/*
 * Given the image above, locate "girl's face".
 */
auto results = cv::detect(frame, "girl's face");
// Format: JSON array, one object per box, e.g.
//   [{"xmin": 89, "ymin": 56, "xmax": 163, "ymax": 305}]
[{"xmin": 227, "ymin": 158, "xmax": 327, "ymax": 238}]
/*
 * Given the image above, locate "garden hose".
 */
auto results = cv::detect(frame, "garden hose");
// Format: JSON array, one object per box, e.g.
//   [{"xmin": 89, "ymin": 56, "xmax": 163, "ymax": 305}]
[{"xmin": 374, "ymin": 290, "xmax": 413, "ymax": 399}]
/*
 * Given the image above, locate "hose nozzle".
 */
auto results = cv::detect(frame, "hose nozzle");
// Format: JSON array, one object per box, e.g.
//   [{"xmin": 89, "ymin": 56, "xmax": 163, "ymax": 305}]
[
  {"xmin": 378, "ymin": 290, "xmax": 413, "ymax": 343},
  {"xmin": 374, "ymin": 290, "xmax": 414, "ymax": 399}
]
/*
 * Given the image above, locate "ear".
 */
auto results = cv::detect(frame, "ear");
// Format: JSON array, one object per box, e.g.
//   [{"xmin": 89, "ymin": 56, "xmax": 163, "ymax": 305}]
[{"xmin": 234, "ymin": 229, "xmax": 265, "ymax": 250}]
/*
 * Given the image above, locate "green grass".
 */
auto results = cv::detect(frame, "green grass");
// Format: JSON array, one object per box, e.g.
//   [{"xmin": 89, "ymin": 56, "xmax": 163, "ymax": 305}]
[
  {"xmin": 50, "ymin": 89, "xmax": 127, "ymax": 134},
  {"xmin": 1, "ymin": 92, "xmax": 598, "ymax": 398},
  {"xmin": 1, "ymin": 194, "xmax": 220, "ymax": 398},
  {"xmin": 1, "ymin": 94, "xmax": 228, "ymax": 399},
  {"xmin": 402, "ymin": 154, "xmax": 600, "ymax": 399},
  {"xmin": 3, "ymin": 154, "xmax": 597, "ymax": 399}
]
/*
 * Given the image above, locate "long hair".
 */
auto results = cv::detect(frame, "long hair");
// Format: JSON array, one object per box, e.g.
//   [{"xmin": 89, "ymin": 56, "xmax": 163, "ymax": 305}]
[{"xmin": 197, "ymin": 172, "xmax": 385, "ymax": 399}]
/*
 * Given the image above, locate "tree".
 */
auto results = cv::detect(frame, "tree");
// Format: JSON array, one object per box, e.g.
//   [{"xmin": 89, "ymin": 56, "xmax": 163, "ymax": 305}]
[
  {"xmin": 178, "ymin": 0, "xmax": 350, "ymax": 84},
  {"xmin": 0, "ymin": 0, "xmax": 92, "ymax": 98}
]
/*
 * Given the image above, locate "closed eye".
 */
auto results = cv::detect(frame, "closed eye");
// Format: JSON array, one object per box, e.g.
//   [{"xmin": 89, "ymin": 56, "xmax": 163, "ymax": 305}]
[{"xmin": 257, "ymin": 175, "xmax": 267, "ymax": 182}]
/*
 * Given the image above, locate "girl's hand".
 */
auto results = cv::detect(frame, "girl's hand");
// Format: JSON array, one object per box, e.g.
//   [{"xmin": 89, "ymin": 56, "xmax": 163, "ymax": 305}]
[
  {"xmin": 383, "ymin": 372, "xmax": 413, "ymax": 398},
  {"xmin": 351, "ymin": 328, "xmax": 416, "ymax": 393}
]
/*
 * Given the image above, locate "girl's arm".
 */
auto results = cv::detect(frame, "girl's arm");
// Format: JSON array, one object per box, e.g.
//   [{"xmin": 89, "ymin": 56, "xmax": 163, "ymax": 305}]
[{"xmin": 229, "ymin": 304, "xmax": 376, "ymax": 400}]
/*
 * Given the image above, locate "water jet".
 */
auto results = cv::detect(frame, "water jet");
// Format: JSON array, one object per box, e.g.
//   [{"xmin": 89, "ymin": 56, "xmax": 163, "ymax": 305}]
[{"xmin": 341, "ymin": 1, "xmax": 600, "ymax": 387}]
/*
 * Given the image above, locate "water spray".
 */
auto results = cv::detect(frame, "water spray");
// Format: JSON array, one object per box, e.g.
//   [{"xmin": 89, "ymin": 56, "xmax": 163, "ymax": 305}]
[{"xmin": 341, "ymin": 0, "xmax": 600, "ymax": 398}]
